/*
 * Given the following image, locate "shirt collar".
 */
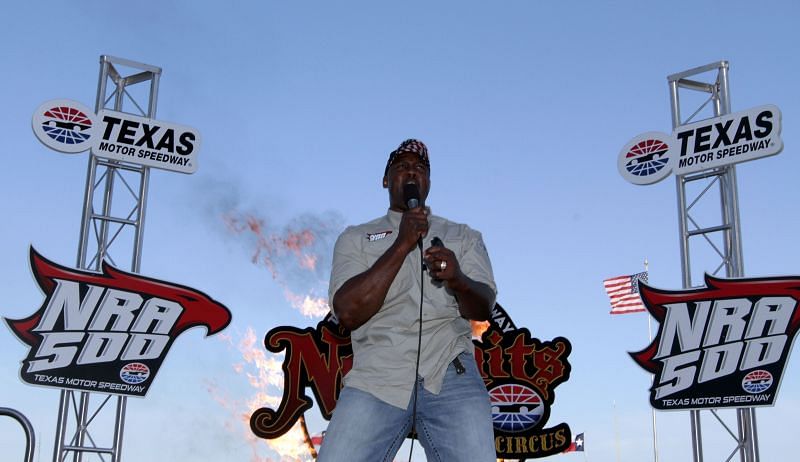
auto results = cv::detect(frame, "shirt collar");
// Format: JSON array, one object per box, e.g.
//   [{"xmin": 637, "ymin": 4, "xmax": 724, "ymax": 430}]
[{"xmin": 387, "ymin": 209, "xmax": 402, "ymax": 227}]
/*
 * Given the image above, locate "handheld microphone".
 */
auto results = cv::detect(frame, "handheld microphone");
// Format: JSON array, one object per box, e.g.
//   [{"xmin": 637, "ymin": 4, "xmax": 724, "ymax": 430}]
[
  {"xmin": 422, "ymin": 237, "xmax": 443, "ymax": 272},
  {"xmin": 403, "ymin": 182, "xmax": 421, "ymax": 209},
  {"xmin": 403, "ymin": 182, "xmax": 423, "ymax": 250}
]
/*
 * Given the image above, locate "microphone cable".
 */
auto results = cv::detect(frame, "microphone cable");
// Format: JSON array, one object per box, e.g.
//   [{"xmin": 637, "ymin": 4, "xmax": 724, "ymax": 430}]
[{"xmin": 407, "ymin": 240, "xmax": 425, "ymax": 462}]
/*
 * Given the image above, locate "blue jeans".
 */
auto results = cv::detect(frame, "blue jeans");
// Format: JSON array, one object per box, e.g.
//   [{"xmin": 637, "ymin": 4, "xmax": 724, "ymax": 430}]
[{"xmin": 317, "ymin": 352, "xmax": 496, "ymax": 462}]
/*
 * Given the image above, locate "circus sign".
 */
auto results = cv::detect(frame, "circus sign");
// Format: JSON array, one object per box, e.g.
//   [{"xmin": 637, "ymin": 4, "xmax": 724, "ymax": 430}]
[
  {"xmin": 249, "ymin": 303, "xmax": 574, "ymax": 459},
  {"xmin": 631, "ymin": 274, "xmax": 800, "ymax": 411}
]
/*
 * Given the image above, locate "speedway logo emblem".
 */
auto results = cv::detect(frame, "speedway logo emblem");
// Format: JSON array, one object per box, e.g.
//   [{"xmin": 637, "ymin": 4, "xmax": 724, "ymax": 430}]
[
  {"xmin": 32, "ymin": 99, "xmax": 201, "ymax": 174},
  {"xmin": 5, "ymin": 248, "xmax": 231, "ymax": 397},
  {"xmin": 618, "ymin": 132, "xmax": 674, "ymax": 185},
  {"xmin": 618, "ymin": 104, "xmax": 783, "ymax": 185},
  {"xmin": 630, "ymin": 274, "xmax": 800, "ymax": 410},
  {"xmin": 249, "ymin": 303, "xmax": 573, "ymax": 459},
  {"xmin": 32, "ymin": 99, "xmax": 98, "ymax": 153}
]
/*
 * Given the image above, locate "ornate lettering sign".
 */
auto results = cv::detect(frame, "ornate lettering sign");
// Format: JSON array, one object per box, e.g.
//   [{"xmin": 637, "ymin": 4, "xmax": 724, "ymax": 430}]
[{"xmin": 250, "ymin": 303, "xmax": 573, "ymax": 459}]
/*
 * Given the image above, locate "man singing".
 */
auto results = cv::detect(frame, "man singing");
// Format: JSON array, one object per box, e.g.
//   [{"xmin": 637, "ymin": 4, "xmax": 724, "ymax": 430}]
[{"xmin": 317, "ymin": 139, "xmax": 497, "ymax": 461}]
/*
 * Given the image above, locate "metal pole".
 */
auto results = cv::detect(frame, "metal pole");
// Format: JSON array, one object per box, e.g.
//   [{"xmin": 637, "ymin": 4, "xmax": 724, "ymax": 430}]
[
  {"xmin": 94, "ymin": 79, "xmax": 126, "ymax": 268},
  {"xmin": 644, "ymin": 259, "xmax": 659, "ymax": 462},
  {"xmin": 648, "ymin": 315, "xmax": 659, "ymax": 462},
  {"xmin": 54, "ymin": 54, "xmax": 163, "ymax": 462},
  {"xmin": 671, "ymin": 66, "xmax": 702, "ymax": 462},
  {"xmin": 669, "ymin": 79, "xmax": 691, "ymax": 290},
  {"xmin": 613, "ymin": 400, "xmax": 621, "ymax": 462},
  {"xmin": 667, "ymin": 60, "xmax": 761, "ymax": 462},
  {"xmin": 751, "ymin": 409, "xmax": 760, "ymax": 462},
  {"xmin": 675, "ymin": 175, "xmax": 691, "ymax": 288},
  {"xmin": 690, "ymin": 410, "xmax": 704, "ymax": 462},
  {"xmin": 73, "ymin": 392, "xmax": 90, "ymax": 462},
  {"xmin": 113, "ymin": 397, "xmax": 127, "ymax": 462},
  {"xmin": 718, "ymin": 63, "xmax": 731, "ymax": 114},
  {"xmin": 53, "ymin": 390, "xmax": 69, "ymax": 462},
  {"xmin": 728, "ymin": 167, "xmax": 745, "ymax": 275},
  {"xmin": 1, "ymin": 407, "xmax": 36, "ymax": 462},
  {"xmin": 739, "ymin": 409, "xmax": 748, "ymax": 462}
]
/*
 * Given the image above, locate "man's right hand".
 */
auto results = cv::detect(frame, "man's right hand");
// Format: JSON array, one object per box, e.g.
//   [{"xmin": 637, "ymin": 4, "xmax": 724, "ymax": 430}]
[
  {"xmin": 332, "ymin": 207, "xmax": 429, "ymax": 331},
  {"xmin": 396, "ymin": 206, "xmax": 429, "ymax": 252}
]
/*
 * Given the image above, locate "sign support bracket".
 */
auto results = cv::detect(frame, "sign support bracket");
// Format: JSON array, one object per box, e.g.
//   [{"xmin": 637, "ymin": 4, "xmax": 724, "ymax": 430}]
[
  {"xmin": 668, "ymin": 60, "xmax": 759, "ymax": 462},
  {"xmin": 52, "ymin": 55, "xmax": 161, "ymax": 462}
]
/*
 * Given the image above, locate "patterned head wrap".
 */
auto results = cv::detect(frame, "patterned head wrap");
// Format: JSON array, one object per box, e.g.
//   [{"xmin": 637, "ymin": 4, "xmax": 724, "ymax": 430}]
[{"xmin": 384, "ymin": 139, "xmax": 430, "ymax": 177}]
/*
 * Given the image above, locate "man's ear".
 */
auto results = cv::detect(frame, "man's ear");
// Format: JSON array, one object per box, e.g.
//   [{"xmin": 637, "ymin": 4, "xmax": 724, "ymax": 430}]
[{"xmin": 382, "ymin": 176, "xmax": 388, "ymax": 188}]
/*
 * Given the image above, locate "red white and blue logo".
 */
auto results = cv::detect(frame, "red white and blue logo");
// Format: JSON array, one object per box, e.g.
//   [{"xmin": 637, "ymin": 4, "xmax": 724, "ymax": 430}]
[
  {"xmin": 742, "ymin": 370, "xmax": 773, "ymax": 394},
  {"xmin": 489, "ymin": 383, "xmax": 545, "ymax": 432},
  {"xmin": 32, "ymin": 99, "xmax": 98, "ymax": 153},
  {"xmin": 618, "ymin": 131, "xmax": 675, "ymax": 185},
  {"xmin": 120, "ymin": 362, "xmax": 150, "ymax": 384}
]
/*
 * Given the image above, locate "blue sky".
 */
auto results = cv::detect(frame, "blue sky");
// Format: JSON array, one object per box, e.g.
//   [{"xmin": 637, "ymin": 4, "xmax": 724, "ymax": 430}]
[{"xmin": 2, "ymin": 1, "xmax": 799, "ymax": 461}]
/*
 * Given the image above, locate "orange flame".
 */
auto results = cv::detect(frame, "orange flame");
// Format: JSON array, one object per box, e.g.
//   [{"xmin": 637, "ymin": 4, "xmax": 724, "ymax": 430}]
[
  {"xmin": 284, "ymin": 290, "xmax": 330, "ymax": 318},
  {"xmin": 238, "ymin": 328, "xmax": 313, "ymax": 460},
  {"xmin": 215, "ymin": 210, "xmax": 338, "ymax": 459},
  {"xmin": 471, "ymin": 320, "xmax": 490, "ymax": 340},
  {"xmin": 298, "ymin": 254, "xmax": 318, "ymax": 271},
  {"xmin": 222, "ymin": 211, "xmax": 330, "ymax": 319},
  {"xmin": 223, "ymin": 213, "xmax": 320, "ymax": 276},
  {"xmin": 209, "ymin": 327, "xmax": 316, "ymax": 461}
]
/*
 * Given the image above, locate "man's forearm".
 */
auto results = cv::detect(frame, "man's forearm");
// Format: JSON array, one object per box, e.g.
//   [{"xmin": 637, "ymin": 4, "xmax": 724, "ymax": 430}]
[
  {"xmin": 449, "ymin": 274, "xmax": 495, "ymax": 321},
  {"xmin": 332, "ymin": 242, "xmax": 411, "ymax": 330}
]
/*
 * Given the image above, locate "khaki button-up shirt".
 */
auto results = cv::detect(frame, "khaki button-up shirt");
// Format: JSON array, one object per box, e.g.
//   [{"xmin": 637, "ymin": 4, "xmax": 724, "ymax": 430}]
[{"xmin": 329, "ymin": 209, "xmax": 496, "ymax": 408}]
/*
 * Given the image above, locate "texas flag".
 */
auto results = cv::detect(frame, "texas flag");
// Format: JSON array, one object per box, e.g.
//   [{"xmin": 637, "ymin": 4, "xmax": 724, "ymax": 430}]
[
  {"xmin": 311, "ymin": 432, "xmax": 325, "ymax": 449},
  {"xmin": 564, "ymin": 432, "xmax": 584, "ymax": 453}
]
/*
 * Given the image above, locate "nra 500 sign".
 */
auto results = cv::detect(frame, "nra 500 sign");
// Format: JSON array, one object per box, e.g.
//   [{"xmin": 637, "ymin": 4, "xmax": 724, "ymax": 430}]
[
  {"xmin": 32, "ymin": 99, "xmax": 200, "ymax": 174},
  {"xmin": 618, "ymin": 105, "xmax": 783, "ymax": 185},
  {"xmin": 631, "ymin": 274, "xmax": 800, "ymax": 411},
  {"xmin": 5, "ymin": 248, "xmax": 231, "ymax": 397}
]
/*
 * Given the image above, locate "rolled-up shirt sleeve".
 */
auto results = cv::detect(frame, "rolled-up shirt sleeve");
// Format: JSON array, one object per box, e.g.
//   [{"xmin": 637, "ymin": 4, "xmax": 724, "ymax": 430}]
[
  {"xmin": 328, "ymin": 227, "xmax": 367, "ymax": 309},
  {"xmin": 458, "ymin": 230, "xmax": 497, "ymax": 307}
]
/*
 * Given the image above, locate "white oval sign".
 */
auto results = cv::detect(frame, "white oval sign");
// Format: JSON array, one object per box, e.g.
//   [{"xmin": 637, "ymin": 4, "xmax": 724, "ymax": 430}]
[{"xmin": 32, "ymin": 99, "xmax": 98, "ymax": 154}]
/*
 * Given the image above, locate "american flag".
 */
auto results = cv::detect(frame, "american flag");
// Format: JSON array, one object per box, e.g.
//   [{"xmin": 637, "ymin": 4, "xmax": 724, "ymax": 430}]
[{"xmin": 604, "ymin": 272, "xmax": 648, "ymax": 314}]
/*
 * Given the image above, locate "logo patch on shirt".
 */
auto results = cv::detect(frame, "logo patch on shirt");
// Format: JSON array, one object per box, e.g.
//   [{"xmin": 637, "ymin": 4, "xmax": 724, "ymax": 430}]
[{"xmin": 366, "ymin": 230, "xmax": 392, "ymax": 242}]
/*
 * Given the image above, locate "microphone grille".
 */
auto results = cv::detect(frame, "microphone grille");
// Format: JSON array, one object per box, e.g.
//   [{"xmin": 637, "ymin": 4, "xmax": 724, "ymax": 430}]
[{"xmin": 403, "ymin": 183, "xmax": 421, "ymax": 208}]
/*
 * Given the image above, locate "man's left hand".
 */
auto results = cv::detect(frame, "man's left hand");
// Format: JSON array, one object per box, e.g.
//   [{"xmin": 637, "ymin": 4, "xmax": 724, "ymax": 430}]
[{"xmin": 424, "ymin": 246, "xmax": 459, "ymax": 283}]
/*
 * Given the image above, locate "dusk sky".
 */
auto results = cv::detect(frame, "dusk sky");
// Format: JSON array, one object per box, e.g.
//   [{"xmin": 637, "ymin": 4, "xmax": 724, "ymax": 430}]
[{"xmin": 2, "ymin": 1, "xmax": 799, "ymax": 461}]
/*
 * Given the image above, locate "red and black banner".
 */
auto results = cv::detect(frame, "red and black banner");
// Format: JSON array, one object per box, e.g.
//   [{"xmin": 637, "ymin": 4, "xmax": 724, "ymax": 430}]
[
  {"xmin": 631, "ymin": 274, "xmax": 800, "ymax": 410},
  {"xmin": 6, "ymin": 247, "xmax": 232, "ymax": 397}
]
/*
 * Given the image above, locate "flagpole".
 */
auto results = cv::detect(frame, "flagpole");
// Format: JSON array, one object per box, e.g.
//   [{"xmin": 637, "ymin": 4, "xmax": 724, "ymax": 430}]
[
  {"xmin": 645, "ymin": 259, "xmax": 659, "ymax": 462},
  {"xmin": 583, "ymin": 435, "xmax": 588, "ymax": 462},
  {"xmin": 299, "ymin": 415, "xmax": 318, "ymax": 459},
  {"xmin": 613, "ymin": 400, "xmax": 621, "ymax": 462}
]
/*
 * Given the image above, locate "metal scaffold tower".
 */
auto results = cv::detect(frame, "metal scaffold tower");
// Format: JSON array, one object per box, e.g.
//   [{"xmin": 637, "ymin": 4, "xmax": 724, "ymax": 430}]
[
  {"xmin": 668, "ymin": 60, "xmax": 759, "ymax": 462},
  {"xmin": 53, "ymin": 55, "xmax": 161, "ymax": 462}
]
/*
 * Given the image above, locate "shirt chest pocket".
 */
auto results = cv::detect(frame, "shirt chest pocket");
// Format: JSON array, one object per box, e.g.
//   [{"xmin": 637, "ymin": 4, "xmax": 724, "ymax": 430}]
[
  {"xmin": 361, "ymin": 233, "xmax": 413, "ymax": 302},
  {"xmin": 362, "ymin": 233, "xmax": 395, "ymax": 262}
]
